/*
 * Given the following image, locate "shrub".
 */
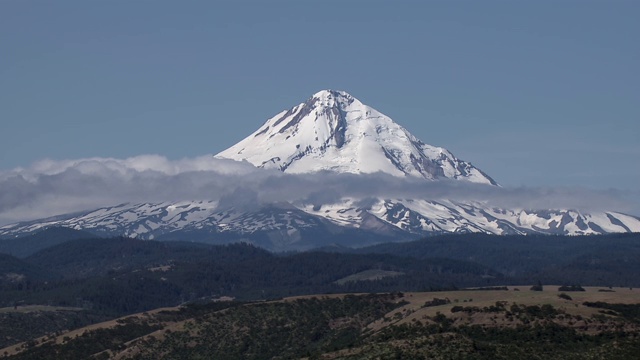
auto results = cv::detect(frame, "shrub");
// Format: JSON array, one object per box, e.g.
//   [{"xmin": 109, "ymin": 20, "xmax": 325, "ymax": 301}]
[
  {"xmin": 558, "ymin": 293, "xmax": 573, "ymax": 300},
  {"xmin": 558, "ymin": 285, "xmax": 585, "ymax": 292}
]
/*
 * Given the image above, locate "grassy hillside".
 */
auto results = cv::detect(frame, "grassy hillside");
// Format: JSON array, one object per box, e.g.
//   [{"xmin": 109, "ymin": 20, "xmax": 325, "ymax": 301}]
[
  {"xmin": 0, "ymin": 305, "xmax": 109, "ymax": 349},
  {"xmin": 3, "ymin": 287, "xmax": 639, "ymax": 359}
]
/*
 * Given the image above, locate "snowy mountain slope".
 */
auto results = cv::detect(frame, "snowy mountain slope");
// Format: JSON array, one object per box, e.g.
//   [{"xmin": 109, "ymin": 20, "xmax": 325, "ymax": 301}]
[
  {"xmin": 301, "ymin": 198, "xmax": 640, "ymax": 235},
  {"xmin": 216, "ymin": 90, "xmax": 497, "ymax": 185},
  {"xmin": 1, "ymin": 199, "xmax": 638, "ymax": 251},
  {"xmin": 0, "ymin": 200, "xmax": 407, "ymax": 251}
]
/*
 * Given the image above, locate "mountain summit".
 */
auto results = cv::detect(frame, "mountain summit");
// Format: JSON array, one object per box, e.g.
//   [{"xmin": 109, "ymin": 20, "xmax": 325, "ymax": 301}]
[{"xmin": 216, "ymin": 90, "xmax": 497, "ymax": 185}]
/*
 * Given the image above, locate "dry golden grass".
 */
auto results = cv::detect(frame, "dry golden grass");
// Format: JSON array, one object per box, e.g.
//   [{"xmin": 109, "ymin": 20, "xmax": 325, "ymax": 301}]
[
  {"xmin": 0, "ymin": 306, "xmax": 181, "ymax": 357},
  {"xmin": 0, "ymin": 305, "xmax": 84, "ymax": 313},
  {"xmin": 369, "ymin": 286, "xmax": 640, "ymax": 331}
]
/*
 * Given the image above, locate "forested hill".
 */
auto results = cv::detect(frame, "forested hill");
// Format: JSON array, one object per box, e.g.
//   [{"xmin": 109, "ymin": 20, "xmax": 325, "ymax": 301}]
[
  {"xmin": 351, "ymin": 233, "xmax": 640, "ymax": 286},
  {"xmin": 0, "ymin": 227, "xmax": 95, "ymax": 258},
  {"xmin": 1, "ymin": 237, "xmax": 504, "ymax": 318}
]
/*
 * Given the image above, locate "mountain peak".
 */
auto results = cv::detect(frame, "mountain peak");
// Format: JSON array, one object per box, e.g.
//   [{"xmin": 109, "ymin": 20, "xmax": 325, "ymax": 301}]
[
  {"xmin": 216, "ymin": 90, "xmax": 497, "ymax": 185},
  {"xmin": 310, "ymin": 89, "xmax": 354, "ymax": 107},
  {"xmin": 311, "ymin": 89, "xmax": 347, "ymax": 99}
]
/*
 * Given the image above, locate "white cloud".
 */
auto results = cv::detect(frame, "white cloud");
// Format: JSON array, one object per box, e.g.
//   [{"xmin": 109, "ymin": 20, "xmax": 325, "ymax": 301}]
[{"xmin": 0, "ymin": 154, "xmax": 636, "ymax": 226}]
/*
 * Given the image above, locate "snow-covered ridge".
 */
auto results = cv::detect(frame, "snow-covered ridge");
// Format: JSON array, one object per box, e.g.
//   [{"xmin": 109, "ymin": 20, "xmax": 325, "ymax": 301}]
[
  {"xmin": 216, "ymin": 90, "xmax": 497, "ymax": 185},
  {"xmin": 1, "ymin": 199, "xmax": 638, "ymax": 251}
]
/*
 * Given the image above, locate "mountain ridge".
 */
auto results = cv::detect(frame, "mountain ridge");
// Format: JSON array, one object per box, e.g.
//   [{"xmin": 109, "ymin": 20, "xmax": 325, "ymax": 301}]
[{"xmin": 1, "ymin": 199, "xmax": 638, "ymax": 251}]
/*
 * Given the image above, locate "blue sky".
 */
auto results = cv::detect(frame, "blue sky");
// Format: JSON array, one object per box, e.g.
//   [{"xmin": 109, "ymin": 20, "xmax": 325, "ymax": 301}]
[{"xmin": 1, "ymin": 1, "xmax": 639, "ymax": 198}]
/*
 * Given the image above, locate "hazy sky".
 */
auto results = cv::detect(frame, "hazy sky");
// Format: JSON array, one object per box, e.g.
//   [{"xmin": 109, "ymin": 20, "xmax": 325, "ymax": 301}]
[{"xmin": 1, "ymin": 1, "xmax": 639, "ymax": 215}]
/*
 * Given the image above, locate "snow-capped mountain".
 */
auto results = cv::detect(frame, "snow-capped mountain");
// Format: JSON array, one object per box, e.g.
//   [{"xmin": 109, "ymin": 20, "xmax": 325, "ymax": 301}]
[
  {"xmin": 216, "ymin": 90, "xmax": 497, "ymax": 185},
  {"xmin": 2, "ymin": 89, "xmax": 639, "ymax": 250}
]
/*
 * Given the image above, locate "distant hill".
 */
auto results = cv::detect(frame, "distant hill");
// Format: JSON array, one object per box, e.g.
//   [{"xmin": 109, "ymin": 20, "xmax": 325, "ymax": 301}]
[
  {"xmin": 0, "ymin": 252, "xmax": 55, "ymax": 287},
  {"xmin": 0, "ymin": 227, "xmax": 96, "ymax": 258},
  {"xmin": 24, "ymin": 237, "xmax": 210, "ymax": 279},
  {"xmin": 353, "ymin": 233, "xmax": 640, "ymax": 286},
  {"xmin": 0, "ymin": 237, "xmax": 503, "ymax": 317}
]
